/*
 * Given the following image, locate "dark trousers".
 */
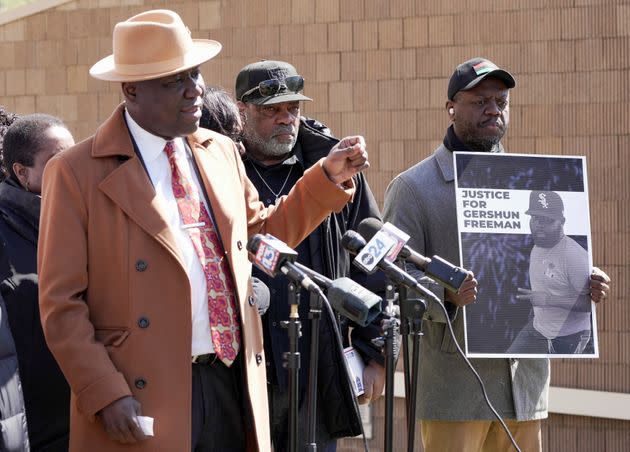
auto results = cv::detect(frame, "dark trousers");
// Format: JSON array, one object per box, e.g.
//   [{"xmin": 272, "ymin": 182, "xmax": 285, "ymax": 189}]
[
  {"xmin": 268, "ymin": 383, "xmax": 336, "ymax": 452},
  {"xmin": 191, "ymin": 356, "xmax": 247, "ymax": 452}
]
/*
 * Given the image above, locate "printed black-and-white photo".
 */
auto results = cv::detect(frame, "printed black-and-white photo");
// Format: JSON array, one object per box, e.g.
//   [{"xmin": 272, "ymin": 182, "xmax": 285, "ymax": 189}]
[{"xmin": 454, "ymin": 153, "xmax": 597, "ymax": 358}]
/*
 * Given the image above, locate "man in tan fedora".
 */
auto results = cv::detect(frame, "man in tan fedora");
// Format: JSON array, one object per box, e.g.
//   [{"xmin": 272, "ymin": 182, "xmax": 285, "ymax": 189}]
[{"xmin": 38, "ymin": 9, "xmax": 370, "ymax": 452}]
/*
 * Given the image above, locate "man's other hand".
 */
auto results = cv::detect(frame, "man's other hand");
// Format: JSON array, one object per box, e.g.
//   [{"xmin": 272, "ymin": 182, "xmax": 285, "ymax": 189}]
[
  {"xmin": 590, "ymin": 266, "xmax": 611, "ymax": 303},
  {"xmin": 445, "ymin": 272, "xmax": 478, "ymax": 307},
  {"xmin": 98, "ymin": 396, "xmax": 147, "ymax": 444},
  {"xmin": 322, "ymin": 135, "xmax": 369, "ymax": 185},
  {"xmin": 358, "ymin": 361, "xmax": 385, "ymax": 405}
]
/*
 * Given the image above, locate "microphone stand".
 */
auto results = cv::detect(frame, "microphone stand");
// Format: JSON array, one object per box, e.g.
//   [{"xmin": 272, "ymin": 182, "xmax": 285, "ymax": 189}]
[
  {"xmin": 382, "ymin": 281, "xmax": 400, "ymax": 452},
  {"xmin": 397, "ymin": 284, "xmax": 427, "ymax": 452},
  {"xmin": 398, "ymin": 284, "xmax": 411, "ymax": 419},
  {"xmin": 293, "ymin": 262, "xmax": 378, "ymax": 452},
  {"xmin": 281, "ymin": 282, "xmax": 302, "ymax": 452},
  {"xmin": 305, "ymin": 290, "xmax": 322, "ymax": 452}
]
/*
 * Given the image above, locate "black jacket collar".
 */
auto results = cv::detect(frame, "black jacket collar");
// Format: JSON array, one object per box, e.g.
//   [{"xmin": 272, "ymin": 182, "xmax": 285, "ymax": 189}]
[{"xmin": 0, "ymin": 178, "xmax": 41, "ymax": 245}]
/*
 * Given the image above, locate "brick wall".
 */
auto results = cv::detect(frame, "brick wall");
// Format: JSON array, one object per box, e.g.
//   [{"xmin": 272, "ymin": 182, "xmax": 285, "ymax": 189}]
[{"xmin": 2, "ymin": 0, "xmax": 628, "ymax": 450}]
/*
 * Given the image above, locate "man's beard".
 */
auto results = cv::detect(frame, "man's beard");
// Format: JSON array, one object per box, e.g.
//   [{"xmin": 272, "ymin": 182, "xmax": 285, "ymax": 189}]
[
  {"xmin": 456, "ymin": 117, "xmax": 507, "ymax": 152},
  {"xmin": 463, "ymin": 133, "xmax": 503, "ymax": 153},
  {"xmin": 242, "ymin": 125, "xmax": 297, "ymax": 159}
]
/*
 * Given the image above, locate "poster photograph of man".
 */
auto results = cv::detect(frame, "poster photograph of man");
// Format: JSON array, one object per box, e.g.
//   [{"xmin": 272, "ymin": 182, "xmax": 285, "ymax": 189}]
[{"xmin": 454, "ymin": 153, "xmax": 598, "ymax": 358}]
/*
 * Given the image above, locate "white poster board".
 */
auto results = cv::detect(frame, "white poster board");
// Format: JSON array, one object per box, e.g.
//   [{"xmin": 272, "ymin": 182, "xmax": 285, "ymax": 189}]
[{"xmin": 454, "ymin": 152, "xmax": 597, "ymax": 358}]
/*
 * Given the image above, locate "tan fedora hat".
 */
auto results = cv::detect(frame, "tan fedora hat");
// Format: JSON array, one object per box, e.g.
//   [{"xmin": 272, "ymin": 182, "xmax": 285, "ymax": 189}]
[{"xmin": 90, "ymin": 9, "xmax": 221, "ymax": 82}]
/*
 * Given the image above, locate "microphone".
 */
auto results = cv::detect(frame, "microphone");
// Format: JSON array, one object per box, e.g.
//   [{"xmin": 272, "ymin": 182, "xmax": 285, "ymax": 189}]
[
  {"xmin": 357, "ymin": 218, "xmax": 469, "ymax": 292},
  {"xmin": 294, "ymin": 263, "xmax": 382, "ymax": 327},
  {"xmin": 341, "ymin": 230, "xmax": 434, "ymax": 305},
  {"xmin": 251, "ymin": 277, "xmax": 270, "ymax": 316},
  {"xmin": 246, "ymin": 234, "xmax": 320, "ymax": 294}
]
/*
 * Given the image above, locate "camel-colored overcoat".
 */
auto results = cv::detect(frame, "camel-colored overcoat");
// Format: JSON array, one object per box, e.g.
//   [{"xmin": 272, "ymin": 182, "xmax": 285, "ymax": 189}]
[{"xmin": 37, "ymin": 105, "xmax": 353, "ymax": 452}]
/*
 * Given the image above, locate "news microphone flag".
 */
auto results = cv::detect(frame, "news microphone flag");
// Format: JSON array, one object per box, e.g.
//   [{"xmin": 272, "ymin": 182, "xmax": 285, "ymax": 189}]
[
  {"xmin": 353, "ymin": 230, "xmax": 396, "ymax": 274},
  {"xmin": 248, "ymin": 234, "xmax": 298, "ymax": 277}
]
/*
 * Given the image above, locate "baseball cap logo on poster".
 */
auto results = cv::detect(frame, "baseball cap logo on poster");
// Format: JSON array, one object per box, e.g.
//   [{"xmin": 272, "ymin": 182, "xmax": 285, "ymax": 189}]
[
  {"xmin": 525, "ymin": 190, "xmax": 564, "ymax": 220},
  {"xmin": 472, "ymin": 60, "xmax": 498, "ymax": 76},
  {"xmin": 537, "ymin": 193, "xmax": 550, "ymax": 209}
]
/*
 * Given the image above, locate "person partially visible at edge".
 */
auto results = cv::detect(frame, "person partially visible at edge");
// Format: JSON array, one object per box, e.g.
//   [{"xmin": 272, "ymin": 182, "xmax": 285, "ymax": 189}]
[
  {"xmin": 226, "ymin": 60, "xmax": 385, "ymax": 451},
  {"xmin": 0, "ymin": 106, "xmax": 29, "ymax": 452},
  {"xmin": 37, "ymin": 9, "xmax": 369, "ymax": 452},
  {"xmin": 382, "ymin": 57, "xmax": 611, "ymax": 452},
  {"xmin": 0, "ymin": 106, "xmax": 18, "ymax": 182},
  {"xmin": 0, "ymin": 114, "xmax": 74, "ymax": 451},
  {"xmin": 0, "ymin": 113, "xmax": 74, "ymax": 452},
  {"xmin": 510, "ymin": 190, "xmax": 595, "ymax": 354}
]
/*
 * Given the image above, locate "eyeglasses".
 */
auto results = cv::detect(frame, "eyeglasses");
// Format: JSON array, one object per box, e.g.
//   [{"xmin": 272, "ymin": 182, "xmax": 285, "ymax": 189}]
[{"xmin": 240, "ymin": 75, "xmax": 304, "ymax": 101}]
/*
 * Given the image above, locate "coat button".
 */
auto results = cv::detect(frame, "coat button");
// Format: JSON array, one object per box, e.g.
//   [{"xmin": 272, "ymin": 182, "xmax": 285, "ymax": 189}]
[
  {"xmin": 237, "ymin": 240, "xmax": 243, "ymax": 250},
  {"xmin": 255, "ymin": 353, "xmax": 263, "ymax": 365},
  {"xmin": 135, "ymin": 378, "xmax": 147, "ymax": 389},
  {"xmin": 137, "ymin": 317, "xmax": 150, "ymax": 329},
  {"xmin": 248, "ymin": 295, "xmax": 255, "ymax": 306},
  {"xmin": 135, "ymin": 260, "xmax": 148, "ymax": 272}
]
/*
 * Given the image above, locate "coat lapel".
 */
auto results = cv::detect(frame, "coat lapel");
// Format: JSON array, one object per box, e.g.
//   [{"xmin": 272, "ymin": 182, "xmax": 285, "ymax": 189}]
[
  {"xmin": 93, "ymin": 105, "xmax": 185, "ymax": 269},
  {"xmin": 99, "ymin": 159, "xmax": 185, "ymax": 268},
  {"xmin": 187, "ymin": 135, "xmax": 234, "ymax": 260}
]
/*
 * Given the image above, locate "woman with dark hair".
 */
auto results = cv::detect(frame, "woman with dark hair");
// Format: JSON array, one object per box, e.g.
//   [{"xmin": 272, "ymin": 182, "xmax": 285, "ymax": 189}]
[
  {"xmin": 0, "ymin": 113, "xmax": 75, "ymax": 451},
  {"xmin": 200, "ymin": 85, "xmax": 244, "ymax": 143}
]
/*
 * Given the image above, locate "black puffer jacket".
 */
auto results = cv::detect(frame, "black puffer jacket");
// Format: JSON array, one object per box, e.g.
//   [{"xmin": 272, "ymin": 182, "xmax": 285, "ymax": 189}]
[
  {"xmin": 294, "ymin": 118, "xmax": 384, "ymax": 438},
  {"xmin": 0, "ymin": 179, "xmax": 70, "ymax": 452}
]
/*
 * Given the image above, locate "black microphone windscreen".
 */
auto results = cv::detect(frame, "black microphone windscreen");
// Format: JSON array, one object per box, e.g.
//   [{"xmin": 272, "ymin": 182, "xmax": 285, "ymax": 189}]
[
  {"xmin": 251, "ymin": 277, "xmax": 270, "ymax": 315},
  {"xmin": 341, "ymin": 230, "xmax": 366, "ymax": 254},
  {"xmin": 357, "ymin": 217, "xmax": 384, "ymax": 241},
  {"xmin": 327, "ymin": 277, "xmax": 382, "ymax": 327}
]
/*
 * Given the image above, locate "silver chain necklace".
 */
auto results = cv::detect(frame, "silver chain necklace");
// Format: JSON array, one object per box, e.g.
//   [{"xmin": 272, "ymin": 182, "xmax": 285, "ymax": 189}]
[{"xmin": 249, "ymin": 162, "xmax": 294, "ymax": 203}]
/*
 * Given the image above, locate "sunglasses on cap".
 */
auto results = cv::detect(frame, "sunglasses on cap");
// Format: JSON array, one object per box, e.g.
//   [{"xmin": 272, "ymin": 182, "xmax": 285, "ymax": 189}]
[{"xmin": 240, "ymin": 75, "xmax": 304, "ymax": 101}]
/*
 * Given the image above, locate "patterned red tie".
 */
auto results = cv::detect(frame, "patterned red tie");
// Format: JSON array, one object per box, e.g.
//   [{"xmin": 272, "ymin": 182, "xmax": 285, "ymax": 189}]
[{"xmin": 164, "ymin": 141, "xmax": 240, "ymax": 366}]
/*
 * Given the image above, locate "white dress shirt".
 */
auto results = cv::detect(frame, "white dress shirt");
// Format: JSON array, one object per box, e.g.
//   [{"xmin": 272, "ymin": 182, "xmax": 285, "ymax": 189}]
[{"xmin": 125, "ymin": 109, "xmax": 214, "ymax": 356}]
